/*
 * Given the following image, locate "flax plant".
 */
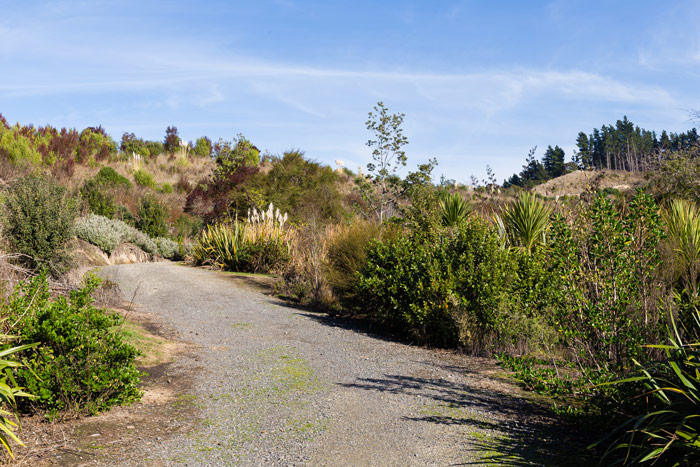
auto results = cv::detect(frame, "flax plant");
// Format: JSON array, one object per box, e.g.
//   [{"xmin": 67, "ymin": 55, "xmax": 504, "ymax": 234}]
[
  {"xmin": 438, "ymin": 192, "xmax": 472, "ymax": 227},
  {"xmin": 595, "ymin": 306, "xmax": 700, "ymax": 465},
  {"xmin": 498, "ymin": 192, "xmax": 552, "ymax": 254},
  {"xmin": 664, "ymin": 199, "xmax": 700, "ymax": 298},
  {"xmin": 191, "ymin": 219, "xmax": 246, "ymax": 270}
]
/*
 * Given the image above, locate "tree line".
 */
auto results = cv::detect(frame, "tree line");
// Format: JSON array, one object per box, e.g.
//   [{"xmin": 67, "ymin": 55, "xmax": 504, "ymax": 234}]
[{"xmin": 505, "ymin": 116, "xmax": 700, "ymax": 188}]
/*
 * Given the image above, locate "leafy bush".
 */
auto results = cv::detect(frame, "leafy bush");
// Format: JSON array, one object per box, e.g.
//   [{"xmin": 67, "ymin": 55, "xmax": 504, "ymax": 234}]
[
  {"xmin": 77, "ymin": 127, "xmax": 116, "ymax": 163},
  {"xmin": 193, "ymin": 136, "xmax": 212, "ymax": 158},
  {"xmin": 356, "ymin": 218, "xmax": 520, "ymax": 349},
  {"xmin": 136, "ymin": 196, "xmax": 169, "ymax": 238},
  {"xmin": 133, "ymin": 169, "xmax": 156, "ymax": 189},
  {"xmin": 160, "ymin": 182, "xmax": 173, "ymax": 194},
  {"xmin": 548, "ymin": 190, "xmax": 665, "ymax": 372},
  {"xmin": 2, "ymin": 175, "xmax": 78, "ymax": 272},
  {"xmin": 145, "ymin": 141, "xmax": 164, "ymax": 158},
  {"xmin": 3, "ymin": 274, "xmax": 142, "ymax": 417},
  {"xmin": 0, "ymin": 130, "xmax": 41, "ymax": 166},
  {"xmin": 94, "ymin": 166, "xmax": 132, "ymax": 189}
]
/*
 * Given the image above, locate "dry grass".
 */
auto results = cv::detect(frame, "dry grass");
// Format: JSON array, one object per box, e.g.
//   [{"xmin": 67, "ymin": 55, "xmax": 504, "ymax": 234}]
[{"xmin": 532, "ymin": 169, "xmax": 647, "ymax": 198}]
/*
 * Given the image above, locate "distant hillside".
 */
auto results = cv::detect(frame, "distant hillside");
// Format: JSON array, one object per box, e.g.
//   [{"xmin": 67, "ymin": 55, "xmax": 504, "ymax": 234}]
[{"xmin": 532, "ymin": 169, "xmax": 647, "ymax": 198}]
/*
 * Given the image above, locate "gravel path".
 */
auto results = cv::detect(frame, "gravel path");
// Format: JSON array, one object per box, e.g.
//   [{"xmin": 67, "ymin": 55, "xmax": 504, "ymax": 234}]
[{"xmin": 96, "ymin": 262, "xmax": 579, "ymax": 466}]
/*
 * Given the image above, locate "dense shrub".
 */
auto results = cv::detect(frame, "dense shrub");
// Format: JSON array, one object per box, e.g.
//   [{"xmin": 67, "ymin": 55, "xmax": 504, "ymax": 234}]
[
  {"xmin": 548, "ymin": 190, "xmax": 665, "ymax": 371},
  {"xmin": 3, "ymin": 274, "xmax": 142, "ymax": 417},
  {"xmin": 0, "ymin": 130, "xmax": 41, "ymax": 165},
  {"xmin": 154, "ymin": 237, "xmax": 180, "ymax": 260},
  {"xmin": 2, "ymin": 175, "xmax": 79, "ymax": 272},
  {"xmin": 77, "ymin": 127, "xmax": 116, "ymax": 163},
  {"xmin": 133, "ymin": 169, "xmax": 156, "ymax": 189},
  {"xmin": 324, "ymin": 219, "xmax": 384, "ymax": 305},
  {"xmin": 74, "ymin": 214, "xmax": 123, "ymax": 253},
  {"xmin": 145, "ymin": 141, "xmax": 164, "ymax": 158},
  {"xmin": 120, "ymin": 132, "xmax": 149, "ymax": 158},
  {"xmin": 193, "ymin": 136, "xmax": 212, "ymax": 158},
  {"xmin": 356, "ymin": 218, "xmax": 523, "ymax": 349},
  {"xmin": 136, "ymin": 195, "xmax": 169, "ymax": 238},
  {"xmin": 75, "ymin": 214, "xmax": 159, "ymax": 256},
  {"xmin": 80, "ymin": 167, "xmax": 133, "ymax": 218}
]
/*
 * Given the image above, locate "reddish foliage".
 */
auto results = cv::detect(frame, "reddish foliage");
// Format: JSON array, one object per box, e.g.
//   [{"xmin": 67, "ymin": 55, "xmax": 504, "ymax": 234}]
[{"xmin": 185, "ymin": 165, "xmax": 260, "ymax": 222}]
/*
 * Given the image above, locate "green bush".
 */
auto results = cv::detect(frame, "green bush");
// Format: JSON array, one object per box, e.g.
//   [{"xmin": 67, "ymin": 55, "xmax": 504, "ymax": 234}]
[
  {"xmin": 2, "ymin": 175, "xmax": 79, "ymax": 272},
  {"xmin": 80, "ymin": 167, "xmax": 133, "ymax": 218},
  {"xmin": 81, "ymin": 179, "xmax": 117, "ymax": 218},
  {"xmin": 356, "ymin": 218, "xmax": 520, "ymax": 348},
  {"xmin": 193, "ymin": 136, "xmax": 212, "ymax": 158},
  {"xmin": 160, "ymin": 182, "xmax": 173, "ymax": 194},
  {"xmin": 94, "ymin": 166, "xmax": 132, "ymax": 189},
  {"xmin": 3, "ymin": 274, "xmax": 142, "ymax": 417},
  {"xmin": 136, "ymin": 196, "xmax": 169, "ymax": 238},
  {"xmin": 133, "ymin": 169, "xmax": 156, "ymax": 189},
  {"xmin": 0, "ymin": 130, "xmax": 41, "ymax": 165},
  {"xmin": 325, "ymin": 220, "xmax": 383, "ymax": 304},
  {"xmin": 145, "ymin": 141, "xmax": 164, "ymax": 158}
]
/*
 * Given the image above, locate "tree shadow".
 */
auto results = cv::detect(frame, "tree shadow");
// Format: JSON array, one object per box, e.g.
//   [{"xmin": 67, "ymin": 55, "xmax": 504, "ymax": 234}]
[{"xmin": 340, "ymin": 373, "xmax": 595, "ymax": 466}]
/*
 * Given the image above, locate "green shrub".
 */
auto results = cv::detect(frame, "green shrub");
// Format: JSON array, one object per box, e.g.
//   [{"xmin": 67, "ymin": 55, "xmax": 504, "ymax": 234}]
[
  {"xmin": 80, "ymin": 167, "xmax": 133, "ymax": 218},
  {"xmin": 193, "ymin": 136, "xmax": 212, "ymax": 158},
  {"xmin": 3, "ymin": 274, "xmax": 142, "ymax": 417},
  {"xmin": 356, "ymin": 218, "xmax": 520, "ymax": 348},
  {"xmin": 160, "ymin": 182, "xmax": 173, "ymax": 194},
  {"xmin": 136, "ymin": 196, "xmax": 169, "ymax": 238},
  {"xmin": 133, "ymin": 169, "xmax": 156, "ymax": 189},
  {"xmin": 2, "ymin": 175, "xmax": 78, "ymax": 272},
  {"xmin": 94, "ymin": 166, "xmax": 132, "ymax": 189},
  {"xmin": 174, "ymin": 213, "xmax": 203, "ymax": 238},
  {"xmin": 145, "ymin": 141, "xmax": 164, "ymax": 158},
  {"xmin": 0, "ymin": 131, "xmax": 41, "ymax": 166},
  {"xmin": 81, "ymin": 178, "xmax": 117, "ymax": 218}
]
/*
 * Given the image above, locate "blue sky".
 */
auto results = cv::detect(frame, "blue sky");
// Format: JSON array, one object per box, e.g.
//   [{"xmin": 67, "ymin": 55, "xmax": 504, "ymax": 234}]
[{"xmin": 1, "ymin": 0, "xmax": 699, "ymax": 183}]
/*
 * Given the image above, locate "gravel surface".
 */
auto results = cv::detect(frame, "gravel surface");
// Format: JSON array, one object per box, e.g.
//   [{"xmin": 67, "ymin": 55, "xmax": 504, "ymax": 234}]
[{"xmin": 94, "ymin": 262, "xmax": 582, "ymax": 466}]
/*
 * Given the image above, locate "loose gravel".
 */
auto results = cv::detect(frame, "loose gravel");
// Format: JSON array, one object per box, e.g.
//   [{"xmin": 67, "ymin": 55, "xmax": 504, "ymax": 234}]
[{"xmin": 94, "ymin": 262, "xmax": 584, "ymax": 466}]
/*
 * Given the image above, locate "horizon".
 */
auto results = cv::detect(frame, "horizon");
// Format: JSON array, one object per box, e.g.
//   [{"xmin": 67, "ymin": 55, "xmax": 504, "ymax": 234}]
[{"xmin": 2, "ymin": 1, "xmax": 699, "ymax": 183}]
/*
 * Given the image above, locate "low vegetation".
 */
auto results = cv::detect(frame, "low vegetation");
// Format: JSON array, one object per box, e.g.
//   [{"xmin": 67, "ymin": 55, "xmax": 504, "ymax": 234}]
[{"xmin": 1, "ymin": 105, "xmax": 700, "ymax": 464}]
